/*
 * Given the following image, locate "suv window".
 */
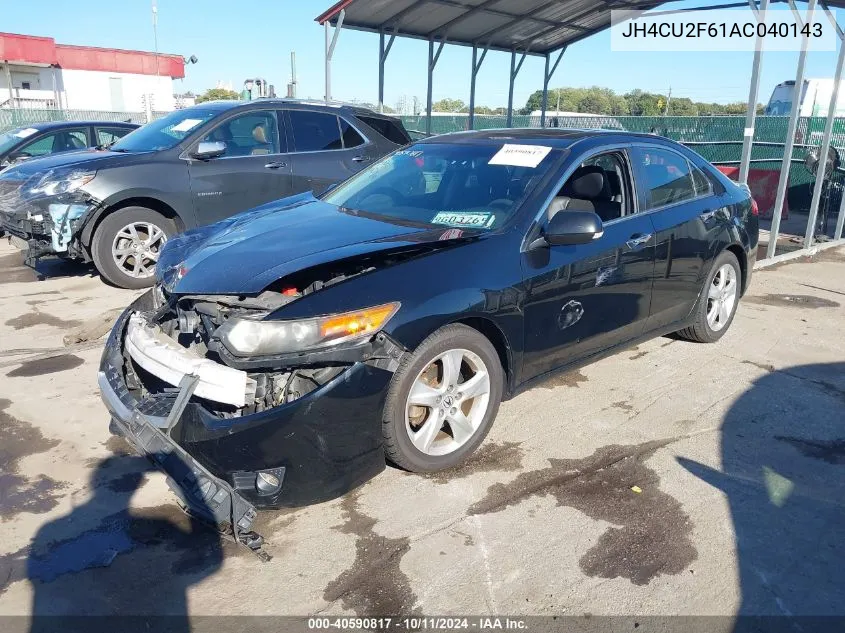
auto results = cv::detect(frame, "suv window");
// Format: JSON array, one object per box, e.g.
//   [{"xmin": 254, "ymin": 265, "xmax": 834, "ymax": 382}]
[
  {"xmin": 357, "ymin": 115, "xmax": 410, "ymax": 145},
  {"xmin": 636, "ymin": 147, "xmax": 695, "ymax": 209},
  {"xmin": 96, "ymin": 127, "xmax": 132, "ymax": 147},
  {"xmin": 201, "ymin": 110, "xmax": 280, "ymax": 157},
  {"xmin": 20, "ymin": 129, "xmax": 88, "ymax": 156},
  {"xmin": 289, "ymin": 111, "xmax": 344, "ymax": 152},
  {"xmin": 339, "ymin": 118, "xmax": 365, "ymax": 148}
]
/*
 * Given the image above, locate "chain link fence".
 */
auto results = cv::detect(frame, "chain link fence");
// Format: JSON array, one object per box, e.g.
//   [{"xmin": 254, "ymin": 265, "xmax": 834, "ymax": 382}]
[{"xmin": 0, "ymin": 108, "xmax": 149, "ymax": 131}]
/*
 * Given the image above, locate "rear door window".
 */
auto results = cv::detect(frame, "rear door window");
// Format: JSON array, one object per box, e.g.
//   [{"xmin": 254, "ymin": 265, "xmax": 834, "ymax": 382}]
[
  {"xmin": 635, "ymin": 147, "xmax": 696, "ymax": 209},
  {"xmin": 339, "ymin": 118, "xmax": 366, "ymax": 148},
  {"xmin": 288, "ymin": 111, "xmax": 344, "ymax": 152}
]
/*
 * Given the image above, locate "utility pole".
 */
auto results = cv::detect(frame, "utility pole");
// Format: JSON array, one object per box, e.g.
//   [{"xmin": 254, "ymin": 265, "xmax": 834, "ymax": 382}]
[
  {"xmin": 151, "ymin": 0, "xmax": 160, "ymax": 77},
  {"xmin": 288, "ymin": 51, "xmax": 297, "ymax": 98},
  {"xmin": 664, "ymin": 86, "xmax": 672, "ymax": 116}
]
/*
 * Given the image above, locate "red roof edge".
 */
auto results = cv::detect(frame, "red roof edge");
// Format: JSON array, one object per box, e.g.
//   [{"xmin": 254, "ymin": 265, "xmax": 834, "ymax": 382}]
[{"xmin": 315, "ymin": 0, "xmax": 356, "ymax": 24}]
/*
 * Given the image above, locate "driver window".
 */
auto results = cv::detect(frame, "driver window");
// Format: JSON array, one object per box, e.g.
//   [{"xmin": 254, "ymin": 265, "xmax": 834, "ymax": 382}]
[
  {"xmin": 200, "ymin": 111, "xmax": 279, "ymax": 157},
  {"xmin": 548, "ymin": 151, "xmax": 630, "ymax": 223}
]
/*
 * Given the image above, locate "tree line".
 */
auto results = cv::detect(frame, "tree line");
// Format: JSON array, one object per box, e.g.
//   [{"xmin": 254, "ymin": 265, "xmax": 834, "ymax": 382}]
[{"xmin": 431, "ymin": 87, "xmax": 762, "ymax": 116}]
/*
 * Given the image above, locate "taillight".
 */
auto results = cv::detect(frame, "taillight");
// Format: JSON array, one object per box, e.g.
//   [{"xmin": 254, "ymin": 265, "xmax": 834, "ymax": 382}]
[{"xmin": 751, "ymin": 198, "xmax": 759, "ymax": 216}]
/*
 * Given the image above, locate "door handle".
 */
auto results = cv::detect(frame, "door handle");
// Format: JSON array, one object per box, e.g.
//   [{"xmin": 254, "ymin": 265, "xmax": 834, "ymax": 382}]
[
  {"xmin": 626, "ymin": 233, "xmax": 653, "ymax": 250},
  {"xmin": 264, "ymin": 161, "xmax": 287, "ymax": 169},
  {"xmin": 351, "ymin": 155, "xmax": 370, "ymax": 163}
]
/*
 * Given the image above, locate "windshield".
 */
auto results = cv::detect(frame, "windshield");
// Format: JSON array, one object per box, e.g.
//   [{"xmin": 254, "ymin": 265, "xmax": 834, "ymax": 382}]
[
  {"xmin": 765, "ymin": 85, "xmax": 794, "ymax": 115},
  {"xmin": 323, "ymin": 142, "xmax": 558, "ymax": 230},
  {"xmin": 0, "ymin": 127, "xmax": 37, "ymax": 154},
  {"xmin": 110, "ymin": 108, "xmax": 217, "ymax": 152}
]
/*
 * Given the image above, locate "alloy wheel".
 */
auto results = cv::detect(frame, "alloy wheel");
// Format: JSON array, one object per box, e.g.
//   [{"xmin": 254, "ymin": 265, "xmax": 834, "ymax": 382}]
[
  {"xmin": 111, "ymin": 221, "xmax": 167, "ymax": 279},
  {"xmin": 706, "ymin": 263, "xmax": 738, "ymax": 332},
  {"xmin": 404, "ymin": 348, "xmax": 491, "ymax": 457}
]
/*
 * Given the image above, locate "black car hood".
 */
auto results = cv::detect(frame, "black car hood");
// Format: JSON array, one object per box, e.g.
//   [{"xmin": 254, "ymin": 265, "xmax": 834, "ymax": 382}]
[
  {"xmin": 0, "ymin": 148, "xmax": 153, "ymax": 180},
  {"xmin": 159, "ymin": 193, "xmax": 474, "ymax": 295}
]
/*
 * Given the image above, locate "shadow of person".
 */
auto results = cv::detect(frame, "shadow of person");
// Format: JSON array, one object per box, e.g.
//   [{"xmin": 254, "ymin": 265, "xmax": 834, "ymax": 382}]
[
  {"xmin": 678, "ymin": 362, "xmax": 845, "ymax": 629},
  {"xmin": 27, "ymin": 454, "xmax": 224, "ymax": 633}
]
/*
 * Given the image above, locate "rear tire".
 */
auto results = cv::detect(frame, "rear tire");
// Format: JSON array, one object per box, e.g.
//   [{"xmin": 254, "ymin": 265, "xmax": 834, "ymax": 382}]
[
  {"xmin": 91, "ymin": 206, "xmax": 176, "ymax": 289},
  {"xmin": 382, "ymin": 324, "xmax": 503, "ymax": 473},
  {"xmin": 677, "ymin": 250, "xmax": 741, "ymax": 343}
]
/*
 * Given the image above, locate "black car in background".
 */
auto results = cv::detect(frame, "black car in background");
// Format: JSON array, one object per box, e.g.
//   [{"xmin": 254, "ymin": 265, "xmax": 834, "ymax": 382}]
[
  {"xmin": 0, "ymin": 100, "xmax": 410, "ymax": 288},
  {"xmin": 98, "ymin": 129, "xmax": 758, "ymax": 541},
  {"xmin": 0, "ymin": 120, "xmax": 138, "ymax": 170}
]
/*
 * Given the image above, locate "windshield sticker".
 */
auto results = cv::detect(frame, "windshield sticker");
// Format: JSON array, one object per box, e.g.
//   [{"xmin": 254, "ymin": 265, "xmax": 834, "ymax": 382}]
[
  {"xmin": 489, "ymin": 143, "xmax": 552, "ymax": 168},
  {"xmin": 14, "ymin": 128, "xmax": 38, "ymax": 139},
  {"xmin": 171, "ymin": 118, "xmax": 204, "ymax": 133},
  {"xmin": 439, "ymin": 228, "xmax": 464, "ymax": 240},
  {"xmin": 432, "ymin": 212, "xmax": 494, "ymax": 228}
]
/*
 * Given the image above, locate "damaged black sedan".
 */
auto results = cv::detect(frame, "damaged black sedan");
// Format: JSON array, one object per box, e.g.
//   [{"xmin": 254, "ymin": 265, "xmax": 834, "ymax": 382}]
[{"xmin": 98, "ymin": 129, "xmax": 757, "ymax": 545}]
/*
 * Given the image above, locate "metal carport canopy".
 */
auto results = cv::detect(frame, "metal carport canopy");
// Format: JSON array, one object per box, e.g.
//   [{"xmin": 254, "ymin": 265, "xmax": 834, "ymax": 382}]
[{"xmin": 315, "ymin": 0, "xmax": 667, "ymax": 131}]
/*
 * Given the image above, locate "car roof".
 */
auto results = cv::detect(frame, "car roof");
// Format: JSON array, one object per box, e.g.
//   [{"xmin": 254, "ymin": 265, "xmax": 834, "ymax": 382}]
[
  {"xmin": 421, "ymin": 127, "xmax": 664, "ymax": 149},
  {"xmin": 183, "ymin": 98, "xmax": 399, "ymax": 118},
  {"xmin": 10, "ymin": 120, "xmax": 139, "ymax": 132}
]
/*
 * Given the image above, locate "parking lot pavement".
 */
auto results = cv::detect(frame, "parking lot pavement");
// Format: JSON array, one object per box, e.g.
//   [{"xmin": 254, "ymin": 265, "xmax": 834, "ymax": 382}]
[{"xmin": 0, "ymin": 239, "xmax": 843, "ymax": 620}]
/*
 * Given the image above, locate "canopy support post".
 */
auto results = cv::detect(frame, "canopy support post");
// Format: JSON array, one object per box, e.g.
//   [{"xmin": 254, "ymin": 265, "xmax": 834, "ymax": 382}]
[
  {"xmin": 541, "ymin": 46, "xmax": 566, "ymax": 128},
  {"xmin": 324, "ymin": 9, "xmax": 345, "ymax": 102},
  {"xmin": 767, "ymin": 0, "xmax": 817, "ymax": 259},
  {"xmin": 426, "ymin": 37, "xmax": 446, "ymax": 136},
  {"xmin": 507, "ymin": 48, "xmax": 527, "ymax": 127},
  {"xmin": 469, "ymin": 44, "xmax": 488, "ymax": 131},
  {"xmin": 739, "ymin": 0, "xmax": 769, "ymax": 184}
]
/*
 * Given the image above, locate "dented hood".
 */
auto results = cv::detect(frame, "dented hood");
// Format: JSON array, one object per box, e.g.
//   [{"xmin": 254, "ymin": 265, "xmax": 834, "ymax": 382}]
[{"xmin": 159, "ymin": 193, "xmax": 471, "ymax": 295}]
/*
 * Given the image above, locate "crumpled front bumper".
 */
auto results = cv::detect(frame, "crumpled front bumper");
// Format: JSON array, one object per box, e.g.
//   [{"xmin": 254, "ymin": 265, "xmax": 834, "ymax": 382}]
[
  {"xmin": 99, "ymin": 291, "xmax": 393, "ymax": 511},
  {"xmin": 0, "ymin": 183, "xmax": 95, "ymax": 260}
]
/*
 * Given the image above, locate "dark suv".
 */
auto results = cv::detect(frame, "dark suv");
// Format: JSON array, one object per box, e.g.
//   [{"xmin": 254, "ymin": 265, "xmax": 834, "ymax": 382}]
[{"xmin": 0, "ymin": 100, "xmax": 410, "ymax": 288}]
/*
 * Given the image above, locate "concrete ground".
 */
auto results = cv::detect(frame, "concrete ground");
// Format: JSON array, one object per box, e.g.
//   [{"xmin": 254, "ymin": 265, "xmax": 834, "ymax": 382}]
[{"xmin": 0, "ymin": 240, "xmax": 843, "ymax": 623}]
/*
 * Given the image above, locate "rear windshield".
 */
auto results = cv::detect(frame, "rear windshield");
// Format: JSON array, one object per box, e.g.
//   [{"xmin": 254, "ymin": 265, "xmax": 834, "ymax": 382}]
[{"xmin": 322, "ymin": 142, "xmax": 558, "ymax": 230}]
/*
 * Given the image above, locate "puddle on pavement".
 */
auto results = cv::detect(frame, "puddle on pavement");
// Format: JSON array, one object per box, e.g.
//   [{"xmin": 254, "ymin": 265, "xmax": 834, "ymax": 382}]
[
  {"xmin": 323, "ymin": 490, "xmax": 419, "ymax": 616},
  {"xmin": 537, "ymin": 369, "xmax": 588, "ymax": 389},
  {"xmin": 5, "ymin": 310, "xmax": 83, "ymax": 330},
  {"xmin": 424, "ymin": 441, "xmax": 523, "ymax": 484},
  {"xmin": 0, "ymin": 399, "xmax": 64, "ymax": 521},
  {"xmin": 743, "ymin": 294, "xmax": 840, "ymax": 309},
  {"xmin": 103, "ymin": 435, "xmax": 132, "ymax": 456},
  {"xmin": 7, "ymin": 354, "xmax": 84, "ymax": 378},
  {"xmin": 468, "ymin": 438, "xmax": 697, "ymax": 586},
  {"xmin": 775, "ymin": 436, "xmax": 845, "ymax": 465}
]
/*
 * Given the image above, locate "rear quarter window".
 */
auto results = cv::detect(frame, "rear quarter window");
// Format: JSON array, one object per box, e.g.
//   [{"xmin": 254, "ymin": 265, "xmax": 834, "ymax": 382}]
[{"xmin": 357, "ymin": 115, "xmax": 410, "ymax": 145}]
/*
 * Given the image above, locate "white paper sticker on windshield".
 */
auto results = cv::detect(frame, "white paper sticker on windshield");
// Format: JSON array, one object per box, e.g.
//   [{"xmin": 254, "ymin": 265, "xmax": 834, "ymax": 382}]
[
  {"xmin": 14, "ymin": 127, "xmax": 38, "ymax": 139},
  {"xmin": 171, "ymin": 118, "xmax": 204, "ymax": 132},
  {"xmin": 489, "ymin": 143, "xmax": 552, "ymax": 168},
  {"xmin": 432, "ymin": 212, "xmax": 494, "ymax": 228}
]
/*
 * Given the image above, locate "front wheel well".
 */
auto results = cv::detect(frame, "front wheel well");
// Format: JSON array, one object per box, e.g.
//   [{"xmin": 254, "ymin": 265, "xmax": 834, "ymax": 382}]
[
  {"xmin": 454, "ymin": 316, "xmax": 513, "ymax": 394},
  {"xmin": 85, "ymin": 197, "xmax": 184, "ymax": 250}
]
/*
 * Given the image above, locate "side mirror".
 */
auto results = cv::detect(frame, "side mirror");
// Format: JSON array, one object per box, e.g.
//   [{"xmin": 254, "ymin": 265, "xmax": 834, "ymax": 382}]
[
  {"xmin": 8, "ymin": 152, "xmax": 32, "ymax": 163},
  {"xmin": 543, "ymin": 210, "xmax": 604, "ymax": 246},
  {"xmin": 191, "ymin": 141, "xmax": 226, "ymax": 160}
]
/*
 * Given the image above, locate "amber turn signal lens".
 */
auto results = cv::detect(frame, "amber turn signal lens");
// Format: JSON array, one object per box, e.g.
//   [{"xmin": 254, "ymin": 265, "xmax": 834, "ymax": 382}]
[{"xmin": 320, "ymin": 303, "xmax": 399, "ymax": 340}]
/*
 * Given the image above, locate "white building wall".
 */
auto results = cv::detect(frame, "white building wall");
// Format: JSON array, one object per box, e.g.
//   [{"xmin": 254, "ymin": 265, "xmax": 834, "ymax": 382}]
[
  {"xmin": 0, "ymin": 64, "xmax": 61, "ymax": 106},
  {"xmin": 59, "ymin": 69, "xmax": 175, "ymax": 112}
]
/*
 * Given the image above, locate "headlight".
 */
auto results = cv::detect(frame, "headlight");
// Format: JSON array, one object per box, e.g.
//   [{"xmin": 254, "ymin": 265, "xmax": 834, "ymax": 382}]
[
  {"xmin": 217, "ymin": 302, "xmax": 400, "ymax": 357},
  {"xmin": 29, "ymin": 170, "xmax": 96, "ymax": 197}
]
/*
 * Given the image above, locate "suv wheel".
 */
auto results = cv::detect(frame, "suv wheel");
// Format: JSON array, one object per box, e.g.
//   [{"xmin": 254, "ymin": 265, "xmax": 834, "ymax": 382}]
[{"xmin": 91, "ymin": 206, "xmax": 175, "ymax": 289}]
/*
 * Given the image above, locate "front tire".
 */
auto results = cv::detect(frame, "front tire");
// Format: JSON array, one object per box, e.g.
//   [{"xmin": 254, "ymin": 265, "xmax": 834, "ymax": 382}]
[
  {"xmin": 677, "ymin": 250, "xmax": 741, "ymax": 343},
  {"xmin": 91, "ymin": 206, "xmax": 176, "ymax": 289},
  {"xmin": 382, "ymin": 324, "xmax": 504, "ymax": 473}
]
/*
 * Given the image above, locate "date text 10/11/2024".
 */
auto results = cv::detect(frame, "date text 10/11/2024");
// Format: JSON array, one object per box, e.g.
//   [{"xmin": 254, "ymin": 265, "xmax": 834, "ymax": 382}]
[{"xmin": 307, "ymin": 617, "xmax": 528, "ymax": 630}]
